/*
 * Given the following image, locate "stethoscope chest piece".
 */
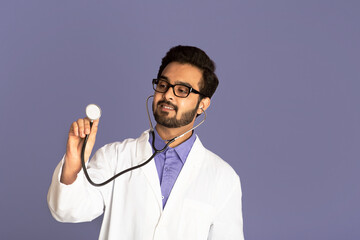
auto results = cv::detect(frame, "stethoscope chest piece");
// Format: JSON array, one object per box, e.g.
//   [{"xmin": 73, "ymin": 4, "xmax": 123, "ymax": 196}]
[{"xmin": 86, "ymin": 104, "xmax": 102, "ymax": 121}]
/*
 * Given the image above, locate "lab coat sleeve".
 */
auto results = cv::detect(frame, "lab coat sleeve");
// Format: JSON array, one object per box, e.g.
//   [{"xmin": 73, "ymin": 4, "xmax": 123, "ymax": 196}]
[
  {"xmin": 208, "ymin": 175, "xmax": 245, "ymax": 240},
  {"xmin": 47, "ymin": 156, "xmax": 105, "ymax": 223},
  {"xmin": 47, "ymin": 142, "xmax": 118, "ymax": 223}
]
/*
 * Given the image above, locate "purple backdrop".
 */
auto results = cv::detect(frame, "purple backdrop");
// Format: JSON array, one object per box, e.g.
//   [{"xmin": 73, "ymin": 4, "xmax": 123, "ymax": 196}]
[{"xmin": 1, "ymin": 1, "xmax": 359, "ymax": 239}]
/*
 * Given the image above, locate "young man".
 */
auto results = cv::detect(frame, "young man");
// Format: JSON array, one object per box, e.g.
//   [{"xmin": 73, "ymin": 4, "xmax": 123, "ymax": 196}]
[{"xmin": 47, "ymin": 46, "xmax": 244, "ymax": 239}]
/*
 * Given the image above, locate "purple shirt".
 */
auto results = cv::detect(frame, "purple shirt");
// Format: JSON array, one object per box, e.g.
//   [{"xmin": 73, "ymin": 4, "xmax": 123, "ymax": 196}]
[{"xmin": 149, "ymin": 128, "xmax": 196, "ymax": 208}]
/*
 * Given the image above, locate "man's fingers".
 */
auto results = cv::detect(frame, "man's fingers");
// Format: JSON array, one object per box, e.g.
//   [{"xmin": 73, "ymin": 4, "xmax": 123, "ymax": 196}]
[
  {"xmin": 77, "ymin": 118, "xmax": 85, "ymax": 138},
  {"xmin": 70, "ymin": 121, "xmax": 79, "ymax": 137},
  {"xmin": 84, "ymin": 118, "xmax": 91, "ymax": 135},
  {"xmin": 69, "ymin": 118, "xmax": 98, "ymax": 138}
]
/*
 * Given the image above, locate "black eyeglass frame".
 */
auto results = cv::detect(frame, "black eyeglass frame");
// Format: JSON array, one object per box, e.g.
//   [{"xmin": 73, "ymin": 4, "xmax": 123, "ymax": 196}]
[{"xmin": 152, "ymin": 78, "xmax": 207, "ymax": 98}]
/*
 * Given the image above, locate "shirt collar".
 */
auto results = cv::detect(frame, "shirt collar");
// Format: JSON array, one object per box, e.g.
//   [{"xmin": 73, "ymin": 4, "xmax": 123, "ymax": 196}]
[{"xmin": 149, "ymin": 127, "xmax": 196, "ymax": 164}]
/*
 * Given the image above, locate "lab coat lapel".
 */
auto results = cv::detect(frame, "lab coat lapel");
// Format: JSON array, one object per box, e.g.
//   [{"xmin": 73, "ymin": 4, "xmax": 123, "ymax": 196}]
[
  {"xmin": 136, "ymin": 131, "xmax": 163, "ymax": 211},
  {"xmin": 161, "ymin": 136, "xmax": 205, "ymax": 217}
]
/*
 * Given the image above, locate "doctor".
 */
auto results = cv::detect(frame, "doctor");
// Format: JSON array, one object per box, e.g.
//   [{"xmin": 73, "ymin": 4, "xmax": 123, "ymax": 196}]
[{"xmin": 47, "ymin": 45, "xmax": 244, "ymax": 240}]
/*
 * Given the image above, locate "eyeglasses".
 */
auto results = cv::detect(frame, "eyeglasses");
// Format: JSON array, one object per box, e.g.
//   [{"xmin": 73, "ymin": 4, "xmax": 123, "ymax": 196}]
[{"xmin": 152, "ymin": 78, "xmax": 206, "ymax": 98}]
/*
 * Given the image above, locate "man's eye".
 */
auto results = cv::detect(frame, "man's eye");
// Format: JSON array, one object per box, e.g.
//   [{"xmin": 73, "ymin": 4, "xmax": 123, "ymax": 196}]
[
  {"xmin": 177, "ymin": 86, "xmax": 189, "ymax": 94},
  {"xmin": 158, "ymin": 82, "xmax": 168, "ymax": 89}
]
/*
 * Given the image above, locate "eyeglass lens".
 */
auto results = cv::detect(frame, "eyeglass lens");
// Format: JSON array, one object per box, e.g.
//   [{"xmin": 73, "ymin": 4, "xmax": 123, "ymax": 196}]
[{"xmin": 154, "ymin": 80, "xmax": 190, "ymax": 97}]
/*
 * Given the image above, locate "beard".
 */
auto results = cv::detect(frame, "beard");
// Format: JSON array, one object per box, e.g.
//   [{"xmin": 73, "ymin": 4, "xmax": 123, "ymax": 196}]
[{"xmin": 153, "ymin": 100, "xmax": 200, "ymax": 128}]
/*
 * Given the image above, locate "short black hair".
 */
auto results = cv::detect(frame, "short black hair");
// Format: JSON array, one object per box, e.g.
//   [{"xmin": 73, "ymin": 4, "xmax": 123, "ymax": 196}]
[{"xmin": 157, "ymin": 45, "xmax": 219, "ymax": 99}]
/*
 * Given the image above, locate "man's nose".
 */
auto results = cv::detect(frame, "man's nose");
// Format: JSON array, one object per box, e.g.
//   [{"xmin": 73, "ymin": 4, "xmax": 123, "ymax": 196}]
[{"xmin": 163, "ymin": 86, "xmax": 175, "ymax": 100}]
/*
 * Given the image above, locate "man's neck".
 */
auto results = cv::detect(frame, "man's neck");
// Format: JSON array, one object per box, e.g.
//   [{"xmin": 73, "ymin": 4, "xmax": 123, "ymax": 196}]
[{"xmin": 155, "ymin": 124, "xmax": 194, "ymax": 148}]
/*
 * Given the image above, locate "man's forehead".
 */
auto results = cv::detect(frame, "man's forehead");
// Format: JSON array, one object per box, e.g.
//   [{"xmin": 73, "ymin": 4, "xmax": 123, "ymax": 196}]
[
  {"xmin": 159, "ymin": 75, "xmax": 192, "ymax": 87},
  {"xmin": 160, "ymin": 62, "xmax": 203, "ymax": 87}
]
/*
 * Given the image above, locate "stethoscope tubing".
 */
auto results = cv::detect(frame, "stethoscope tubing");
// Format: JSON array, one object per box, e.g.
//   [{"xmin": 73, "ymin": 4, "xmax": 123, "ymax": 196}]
[
  {"xmin": 81, "ymin": 126, "xmax": 173, "ymax": 187},
  {"xmin": 80, "ymin": 96, "xmax": 206, "ymax": 187}
]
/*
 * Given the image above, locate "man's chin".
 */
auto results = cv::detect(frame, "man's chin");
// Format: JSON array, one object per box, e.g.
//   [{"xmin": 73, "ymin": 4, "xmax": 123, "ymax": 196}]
[{"xmin": 154, "ymin": 115, "xmax": 178, "ymax": 128}]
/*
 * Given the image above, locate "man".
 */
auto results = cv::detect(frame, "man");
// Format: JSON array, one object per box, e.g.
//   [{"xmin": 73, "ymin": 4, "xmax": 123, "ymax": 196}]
[{"xmin": 47, "ymin": 45, "xmax": 244, "ymax": 239}]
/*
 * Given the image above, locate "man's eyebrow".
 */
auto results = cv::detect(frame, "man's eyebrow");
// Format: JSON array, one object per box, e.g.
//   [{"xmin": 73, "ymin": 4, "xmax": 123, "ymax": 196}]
[
  {"xmin": 159, "ymin": 75, "xmax": 169, "ymax": 81},
  {"xmin": 159, "ymin": 75, "xmax": 192, "ymax": 88}
]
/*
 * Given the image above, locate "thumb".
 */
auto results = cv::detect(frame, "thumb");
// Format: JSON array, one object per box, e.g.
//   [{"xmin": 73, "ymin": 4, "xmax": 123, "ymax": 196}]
[
  {"xmin": 84, "ymin": 119, "xmax": 99, "ymax": 161},
  {"xmin": 88, "ymin": 119, "xmax": 99, "ymax": 144}
]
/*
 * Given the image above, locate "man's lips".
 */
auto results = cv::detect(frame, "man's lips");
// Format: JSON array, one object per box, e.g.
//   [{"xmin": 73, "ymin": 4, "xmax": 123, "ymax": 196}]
[
  {"xmin": 157, "ymin": 102, "xmax": 177, "ymax": 112},
  {"xmin": 160, "ymin": 104, "xmax": 175, "ymax": 111}
]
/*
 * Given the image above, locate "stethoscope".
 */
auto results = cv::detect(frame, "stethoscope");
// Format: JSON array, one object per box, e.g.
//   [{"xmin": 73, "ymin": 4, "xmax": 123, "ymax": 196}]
[{"xmin": 81, "ymin": 95, "xmax": 206, "ymax": 187}]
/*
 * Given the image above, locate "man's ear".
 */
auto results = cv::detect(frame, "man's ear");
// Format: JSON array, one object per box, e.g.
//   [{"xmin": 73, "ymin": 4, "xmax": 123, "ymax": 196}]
[{"xmin": 197, "ymin": 97, "xmax": 211, "ymax": 114}]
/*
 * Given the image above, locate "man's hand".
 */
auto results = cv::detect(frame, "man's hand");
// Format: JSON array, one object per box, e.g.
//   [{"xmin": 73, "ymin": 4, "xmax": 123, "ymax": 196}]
[{"xmin": 60, "ymin": 118, "xmax": 99, "ymax": 185}]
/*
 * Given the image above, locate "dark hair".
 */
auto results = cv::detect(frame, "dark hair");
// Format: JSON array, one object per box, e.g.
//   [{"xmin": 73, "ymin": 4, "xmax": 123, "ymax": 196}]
[{"xmin": 157, "ymin": 45, "xmax": 219, "ymax": 99}]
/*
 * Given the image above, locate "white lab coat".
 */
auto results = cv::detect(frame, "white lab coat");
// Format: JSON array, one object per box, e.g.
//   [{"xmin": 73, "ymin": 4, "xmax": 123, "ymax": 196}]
[{"xmin": 47, "ymin": 130, "xmax": 244, "ymax": 240}]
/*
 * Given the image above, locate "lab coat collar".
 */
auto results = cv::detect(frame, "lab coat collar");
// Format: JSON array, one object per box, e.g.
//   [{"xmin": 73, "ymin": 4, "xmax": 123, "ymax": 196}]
[{"xmin": 135, "ymin": 130, "xmax": 206, "ymax": 216}]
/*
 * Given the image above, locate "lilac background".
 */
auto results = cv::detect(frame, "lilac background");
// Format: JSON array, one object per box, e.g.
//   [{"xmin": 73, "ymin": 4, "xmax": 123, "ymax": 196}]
[{"xmin": 1, "ymin": 1, "xmax": 359, "ymax": 239}]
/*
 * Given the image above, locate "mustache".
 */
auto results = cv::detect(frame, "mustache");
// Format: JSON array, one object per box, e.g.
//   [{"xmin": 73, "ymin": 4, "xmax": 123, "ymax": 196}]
[{"xmin": 157, "ymin": 100, "xmax": 178, "ymax": 111}]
